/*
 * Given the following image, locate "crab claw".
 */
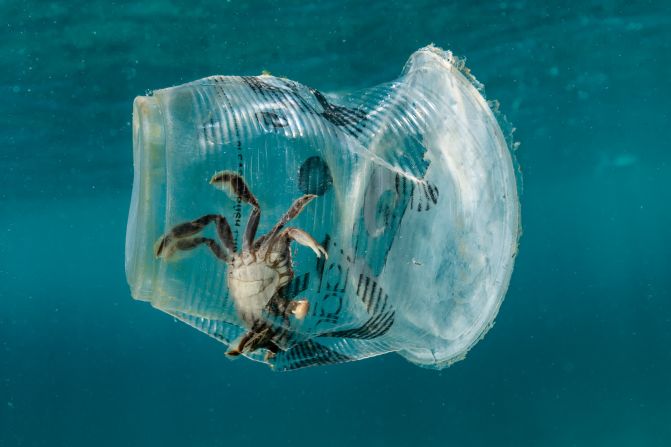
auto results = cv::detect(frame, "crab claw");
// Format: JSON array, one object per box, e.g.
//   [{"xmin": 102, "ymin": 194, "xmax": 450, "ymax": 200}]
[
  {"xmin": 281, "ymin": 228, "xmax": 328, "ymax": 260},
  {"xmin": 308, "ymin": 243, "xmax": 328, "ymax": 260},
  {"xmin": 290, "ymin": 299, "xmax": 310, "ymax": 320},
  {"xmin": 316, "ymin": 244, "xmax": 328, "ymax": 260}
]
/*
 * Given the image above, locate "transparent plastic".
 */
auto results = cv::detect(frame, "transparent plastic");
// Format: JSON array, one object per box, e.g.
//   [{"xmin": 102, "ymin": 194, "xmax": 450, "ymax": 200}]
[{"xmin": 126, "ymin": 45, "xmax": 521, "ymax": 371}]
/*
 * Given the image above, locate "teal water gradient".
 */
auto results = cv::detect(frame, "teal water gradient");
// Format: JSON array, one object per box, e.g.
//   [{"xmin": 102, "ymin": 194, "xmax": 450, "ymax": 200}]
[{"xmin": 1, "ymin": 1, "xmax": 670, "ymax": 446}]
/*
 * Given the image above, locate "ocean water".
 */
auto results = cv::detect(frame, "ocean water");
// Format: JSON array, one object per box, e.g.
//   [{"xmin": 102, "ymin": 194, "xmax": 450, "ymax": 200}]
[{"xmin": 1, "ymin": 0, "xmax": 670, "ymax": 446}]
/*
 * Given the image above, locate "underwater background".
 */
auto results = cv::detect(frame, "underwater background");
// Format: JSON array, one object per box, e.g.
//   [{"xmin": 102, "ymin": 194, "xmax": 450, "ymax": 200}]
[{"xmin": 1, "ymin": 0, "xmax": 670, "ymax": 445}]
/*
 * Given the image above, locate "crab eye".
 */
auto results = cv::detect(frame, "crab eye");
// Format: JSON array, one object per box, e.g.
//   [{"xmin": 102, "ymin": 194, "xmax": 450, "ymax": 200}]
[{"xmin": 126, "ymin": 45, "xmax": 521, "ymax": 371}]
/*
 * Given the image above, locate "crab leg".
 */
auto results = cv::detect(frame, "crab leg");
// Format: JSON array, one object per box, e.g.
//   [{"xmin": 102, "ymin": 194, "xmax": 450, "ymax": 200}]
[
  {"xmin": 275, "ymin": 227, "xmax": 328, "ymax": 259},
  {"xmin": 226, "ymin": 331, "xmax": 254, "ymax": 357},
  {"xmin": 257, "ymin": 194, "xmax": 317, "ymax": 256},
  {"xmin": 210, "ymin": 170, "xmax": 261, "ymax": 252},
  {"xmin": 227, "ymin": 324, "xmax": 280, "ymax": 357},
  {"xmin": 155, "ymin": 214, "xmax": 235, "ymax": 258},
  {"xmin": 172, "ymin": 236, "xmax": 231, "ymax": 261},
  {"xmin": 274, "ymin": 194, "xmax": 317, "ymax": 230},
  {"xmin": 244, "ymin": 207, "xmax": 260, "ymax": 253}
]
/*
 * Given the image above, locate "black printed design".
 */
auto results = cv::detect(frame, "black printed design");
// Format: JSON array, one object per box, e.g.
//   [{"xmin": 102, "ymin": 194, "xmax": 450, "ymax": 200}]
[
  {"xmin": 355, "ymin": 273, "xmax": 388, "ymax": 315},
  {"xmin": 310, "ymin": 89, "xmax": 368, "ymax": 137},
  {"xmin": 321, "ymin": 309, "xmax": 395, "ymax": 340},
  {"xmin": 281, "ymin": 272, "xmax": 310, "ymax": 299},
  {"xmin": 256, "ymin": 110, "xmax": 288, "ymax": 129},
  {"xmin": 298, "ymin": 156, "xmax": 333, "ymax": 196},
  {"xmin": 239, "ymin": 76, "xmax": 370, "ymax": 138},
  {"xmin": 241, "ymin": 76, "xmax": 290, "ymax": 96},
  {"xmin": 395, "ymin": 174, "xmax": 440, "ymax": 212},
  {"xmin": 241, "ymin": 76, "xmax": 313, "ymax": 116},
  {"xmin": 309, "ymin": 236, "xmax": 397, "ymax": 340},
  {"xmin": 274, "ymin": 340, "xmax": 354, "ymax": 371}
]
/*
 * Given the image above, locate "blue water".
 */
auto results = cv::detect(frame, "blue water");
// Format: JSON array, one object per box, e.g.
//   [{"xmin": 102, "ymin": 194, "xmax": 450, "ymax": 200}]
[{"xmin": 2, "ymin": 1, "xmax": 670, "ymax": 445}]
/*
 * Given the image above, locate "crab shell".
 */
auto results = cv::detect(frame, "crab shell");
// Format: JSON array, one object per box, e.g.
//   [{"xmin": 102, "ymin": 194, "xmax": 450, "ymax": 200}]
[{"xmin": 226, "ymin": 251, "xmax": 292, "ymax": 325}]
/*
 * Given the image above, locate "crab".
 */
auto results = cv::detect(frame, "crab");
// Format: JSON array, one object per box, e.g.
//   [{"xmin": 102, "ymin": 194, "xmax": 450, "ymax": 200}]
[{"xmin": 154, "ymin": 171, "xmax": 327, "ymax": 359}]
